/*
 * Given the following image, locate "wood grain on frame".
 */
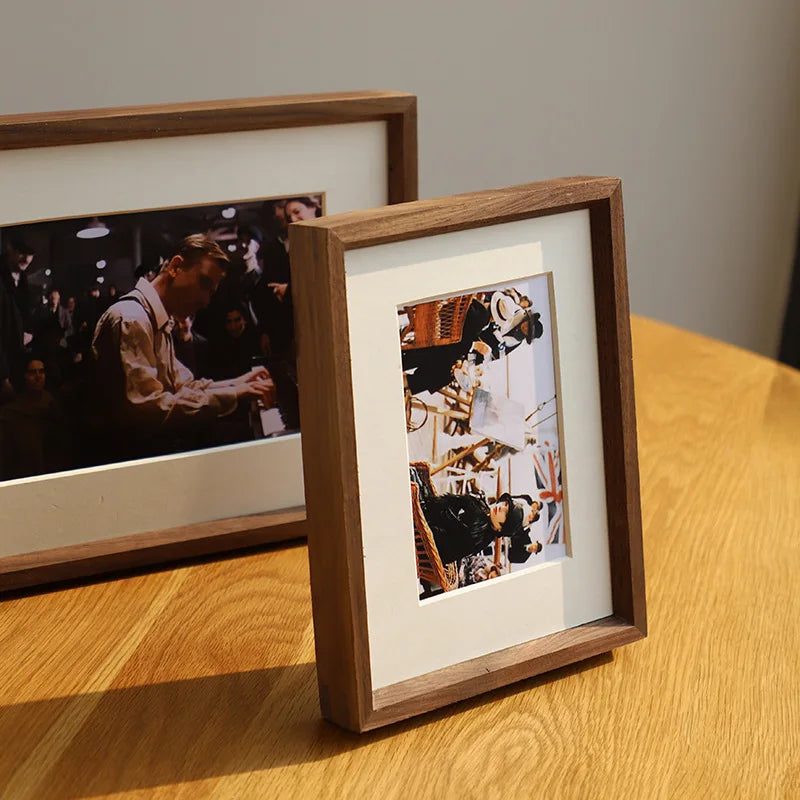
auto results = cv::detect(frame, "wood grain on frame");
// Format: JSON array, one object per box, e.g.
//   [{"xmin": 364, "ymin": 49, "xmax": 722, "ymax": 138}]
[
  {"xmin": 0, "ymin": 91, "xmax": 418, "ymax": 594},
  {"xmin": 297, "ymin": 176, "xmax": 622, "ymax": 249},
  {"xmin": 0, "ymin": 508, "xmax": 305, "ymax": 594},
  {"xmin": 290, "ymin": 176, "xmax": 646, "ymax": 731},
  {"xmin": 291, "ymin": 227, "xmax": 373, "ymax": 731},
  {"xmin": 0, "ymin": 91, "xmax": 417, "ymax": 152},
  {"xmin": 589, "ymin": 187, "xmax": 647, "ymax": 633},
  {"xmin": 369, "ymin": 615, "xmax": 641, "ymax": 730}
]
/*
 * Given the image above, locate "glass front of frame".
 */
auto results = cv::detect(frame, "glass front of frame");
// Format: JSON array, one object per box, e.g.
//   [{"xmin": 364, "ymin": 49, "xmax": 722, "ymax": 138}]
[
  {"xmin": 0, "ymin": 194, "xmax": 322, "ymax": 484},
  {"xmin": 399, "ymin": 274, "xmax": 569, "ymax": 601}
]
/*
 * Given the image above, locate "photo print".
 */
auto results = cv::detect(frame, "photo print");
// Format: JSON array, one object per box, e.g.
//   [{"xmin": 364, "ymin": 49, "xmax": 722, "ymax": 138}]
[
  {"xmin": 0, "ymin": 193, "xmax": 322, "ymax": 483},
  {"xmin": 400, "ymin": 273, "xmax": 568, "ymax": 600}
]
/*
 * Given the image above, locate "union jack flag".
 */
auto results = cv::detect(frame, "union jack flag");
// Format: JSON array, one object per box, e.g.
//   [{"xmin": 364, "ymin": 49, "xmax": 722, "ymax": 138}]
[{"xmin": 533, "ymin": 445, "xmax": 563, "ymax": 544}]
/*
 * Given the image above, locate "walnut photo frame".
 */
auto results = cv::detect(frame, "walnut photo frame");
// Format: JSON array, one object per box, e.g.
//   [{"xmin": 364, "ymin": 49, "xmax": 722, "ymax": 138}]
[
  {"xmin": 0, "ymin": 91, "xmax": 417, "ymax": 593},
  {"xmin": 290, "ymin": 177, "xmax": 646, "ymax": 731}
]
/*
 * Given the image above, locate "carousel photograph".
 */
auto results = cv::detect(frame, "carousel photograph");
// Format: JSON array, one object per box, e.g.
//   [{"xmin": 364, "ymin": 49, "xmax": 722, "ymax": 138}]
[{"xmin": 400, "ymin": 273, "xmax": 568, "ymax": 600}]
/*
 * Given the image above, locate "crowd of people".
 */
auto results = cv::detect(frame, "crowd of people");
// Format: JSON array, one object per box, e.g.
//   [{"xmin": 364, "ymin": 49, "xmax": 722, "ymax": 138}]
[
  {"xmin": 411, "ymin": 464, "xmax": 543, "ymax": 595},
  {"xmin": 0, "ymin": 195, "xmax": 320, "ymax": 481},
  {"xmin": 402, "ymin": 283, "xmax": 555, "ymax": 598},
  {"xmin": 401, "ymin": 288, "xmax": 543, "ymax": 397}
]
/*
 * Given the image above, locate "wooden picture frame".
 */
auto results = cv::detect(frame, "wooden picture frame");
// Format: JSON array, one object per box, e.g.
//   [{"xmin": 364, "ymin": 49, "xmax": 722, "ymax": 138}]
[
  {"xmin": 290, "ymin": 177, "xmax": 646, "ymax": 731},
  {"xmin": 0, "ymin": 91, "xmax": 418, "ymax": 594}
]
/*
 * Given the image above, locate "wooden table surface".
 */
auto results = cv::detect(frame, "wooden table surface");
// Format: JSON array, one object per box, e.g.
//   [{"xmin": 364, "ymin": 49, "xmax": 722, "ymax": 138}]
[{"xmin": 1, "ymin": 316, "xmax": 798, "ymax": 799}]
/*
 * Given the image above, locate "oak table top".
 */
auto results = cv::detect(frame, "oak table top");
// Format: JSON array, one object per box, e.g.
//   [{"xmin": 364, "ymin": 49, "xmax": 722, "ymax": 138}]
[{"xmin": 1, "ymin": 316, "xmax": 798, "ymax": 799}]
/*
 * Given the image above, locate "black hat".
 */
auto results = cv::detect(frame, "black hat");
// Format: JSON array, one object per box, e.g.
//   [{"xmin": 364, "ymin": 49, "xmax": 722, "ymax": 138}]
[
  {"xmin": 496, "ymin": 493, "xmax": 526, "ymax": 537},
  {"xmin": 5, "ymin": 234, "xmax": 34, "ymax": 256},
  {"xmin": 497, "ymin": 492, "xmax": 541, "ymax": 536},
  {"xmin": 518, "ymin": 310, "xmax": 543, "ymax": 344}
]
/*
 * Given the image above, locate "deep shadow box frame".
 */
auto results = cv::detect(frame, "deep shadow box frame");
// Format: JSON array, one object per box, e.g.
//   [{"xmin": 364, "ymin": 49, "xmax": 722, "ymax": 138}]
[
  {"xmin": 289, "ymin": 176, "xmax": 647, "ymax": 732},
  {"xmin": 0, "ymin": 90, "xmax": 418, "ymax": 594}
]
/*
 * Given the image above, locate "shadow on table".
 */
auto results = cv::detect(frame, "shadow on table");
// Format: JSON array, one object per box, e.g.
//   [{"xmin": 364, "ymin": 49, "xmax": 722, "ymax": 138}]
[{"xmin": 0, "ymin": 653, "xmax": 611, "ymax": 798}]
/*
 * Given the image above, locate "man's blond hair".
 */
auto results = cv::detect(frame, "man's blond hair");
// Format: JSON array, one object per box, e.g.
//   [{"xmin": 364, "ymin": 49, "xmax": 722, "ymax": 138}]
[{"xmin": 173, "ymin": 234, "xmax": 230, "ymax": 270}]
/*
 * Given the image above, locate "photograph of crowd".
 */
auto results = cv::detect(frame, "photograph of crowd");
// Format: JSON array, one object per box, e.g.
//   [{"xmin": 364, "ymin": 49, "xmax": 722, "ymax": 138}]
[
  {"xmin": 0, "ymin": 193, "xmax": 322, "ymax": 482},
  {"xmin": 400, "ymin": 273, "xmax": 567, "ymax": 600}
]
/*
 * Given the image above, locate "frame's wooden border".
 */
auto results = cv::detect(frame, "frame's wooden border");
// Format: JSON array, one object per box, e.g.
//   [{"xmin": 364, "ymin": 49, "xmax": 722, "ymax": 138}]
[
  {"xmin": 0, "ymin": 90, "xmax": 418, "ymax": 594},
  {"xmin": 290, "ymin": 177, "xmax": 646, "ymax": 732},
  {"xmin": 0, "ymin": 91, "xmax": 418, "ymax": 205}
]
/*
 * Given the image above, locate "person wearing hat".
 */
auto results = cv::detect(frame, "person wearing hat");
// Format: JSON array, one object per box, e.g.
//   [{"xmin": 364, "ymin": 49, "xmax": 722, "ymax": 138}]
[
  {"xmin": 1, "ymin": 235, "xmax": 35, "ymax": 315},
  {"xmin": 496, "ymin": 492, "xmax": 544, "ymax": 563},
  {"xmin": 402, "ymin": 297, "xmax": 493, "ymax": 395},
  {"xmin": 483, "ymin": 290, "xmax": 544, "ymax": 359},
  {"xmin": 402, "ymin": 291, "xmax": 544, "ymax": 396},
  {"xmin": 1, "ymin": 234, "xmax": 35, "ymax": 342},
  {"xmin": 0, "ymin": 235, "xmax": 35, "ymax": 397},
  {"xmin": 236, "ymin": 224, "xmax": 263, "ymax": 285},
  {"xmin": 509, "ymin": 535, "xmax": 544, "ymax": 564},
  {"xmin": 411, "ymin": 465, "xmax": 542, "ymax": 565}
]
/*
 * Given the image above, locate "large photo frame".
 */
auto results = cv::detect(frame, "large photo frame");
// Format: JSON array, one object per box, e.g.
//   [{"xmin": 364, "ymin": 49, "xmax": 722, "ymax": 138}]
[
  {"xmin": 290, "ymin": 177, "xmax": 646, "ymax": 731},
  {"xmin": 0, "ymin": 91, "xmax": 418, "ymax": 592}
]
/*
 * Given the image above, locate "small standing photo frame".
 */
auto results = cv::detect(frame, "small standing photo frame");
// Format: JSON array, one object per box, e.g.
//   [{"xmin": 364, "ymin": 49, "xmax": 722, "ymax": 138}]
[
  {"xmin": 290, "ymin": 177, "xmax": 646, "ymax": 731},
  {"xmin": 0, "ymin": 91, "xmax": 417, "ymax": 592}
]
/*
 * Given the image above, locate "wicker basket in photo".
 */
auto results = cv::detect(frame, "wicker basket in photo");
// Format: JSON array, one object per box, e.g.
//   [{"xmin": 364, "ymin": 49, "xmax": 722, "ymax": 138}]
[
  {"xmin": 401, "ymin": 294, "xmax": 475, "ymax": 350},
  {"xmin": 410, "ymin": 461, "xmax": 458, "ymax": 592}
]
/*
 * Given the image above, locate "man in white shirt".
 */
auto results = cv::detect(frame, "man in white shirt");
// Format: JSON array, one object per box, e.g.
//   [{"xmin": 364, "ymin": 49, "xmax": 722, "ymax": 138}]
[{"xmin": 92, "ymin": 234, "xmax": 275, "ymax": 460}]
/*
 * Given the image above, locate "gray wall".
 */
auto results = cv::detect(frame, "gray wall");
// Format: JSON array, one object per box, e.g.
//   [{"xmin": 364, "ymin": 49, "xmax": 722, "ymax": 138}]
[{"xmin": 2, "ymin": 0, "xmax": 799, "ymax": 356}]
